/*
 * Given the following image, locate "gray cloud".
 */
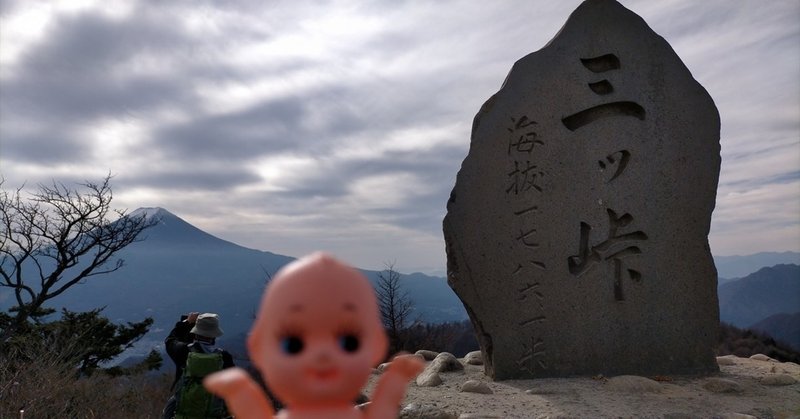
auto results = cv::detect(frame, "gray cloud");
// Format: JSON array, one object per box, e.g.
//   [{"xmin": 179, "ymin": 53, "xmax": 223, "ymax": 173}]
[
  {"xmin": 6, "ymin": 11, "xmax": 195, "ymax": 117},
  {"xmin": 118, "ymin": 166, "xmax": 262, "ymax": 192},
  {"xmin": 1, "ymin": 0, "xmax": 797, "ymax": 272},
  {"xmin": 154, "ymin": 97, "xmax": 313, "ymax": 161},
  {"xmin": 0, "ymin": 130, "xmax": 90, "ymax": 164}
]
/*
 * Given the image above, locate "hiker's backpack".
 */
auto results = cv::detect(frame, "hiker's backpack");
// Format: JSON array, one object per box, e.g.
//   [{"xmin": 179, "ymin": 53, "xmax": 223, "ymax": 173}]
[{"xmin": 174, "ymin": 345, "xmax": 228, "ymax": 419}]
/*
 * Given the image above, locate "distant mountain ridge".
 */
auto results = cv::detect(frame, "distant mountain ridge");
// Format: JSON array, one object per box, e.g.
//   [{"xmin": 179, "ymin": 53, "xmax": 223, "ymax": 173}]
[
  {"xmin": 718, "ymin": 264, "xmax": 800, "ymax": 330},
  {"xmin": 714, "ymin": 251, "xmax": 800, "ymax": 280},
  {"xmin": 749, "ymin": 312, "xmax": 800, "ymax": 351},
  {"xmin": 0, "ymin": 208, "xmax": 466, "ymax": 358}
]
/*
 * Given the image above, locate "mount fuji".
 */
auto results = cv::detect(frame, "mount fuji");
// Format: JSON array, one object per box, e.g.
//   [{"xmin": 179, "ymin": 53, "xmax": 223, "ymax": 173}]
[{"xmin": 4, "ymin": 207, "xmax": 467, "ymax": 358}]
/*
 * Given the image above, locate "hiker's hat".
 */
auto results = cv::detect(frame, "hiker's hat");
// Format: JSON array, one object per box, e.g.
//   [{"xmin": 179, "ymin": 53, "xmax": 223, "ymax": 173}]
[{"xmin": 191, "ymin": 313, "xmax": 224, "ymax": 338}]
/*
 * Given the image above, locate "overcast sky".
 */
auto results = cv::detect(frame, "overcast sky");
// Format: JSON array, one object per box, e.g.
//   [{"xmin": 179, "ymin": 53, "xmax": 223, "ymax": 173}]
[{"xmin": 1, "ymin": 0, "xmax": 798, "ymax": 275}]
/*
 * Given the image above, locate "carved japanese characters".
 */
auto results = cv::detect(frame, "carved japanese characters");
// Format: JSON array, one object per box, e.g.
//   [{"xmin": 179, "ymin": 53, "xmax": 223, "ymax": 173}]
[{"xmin": 444, "ymin": 0, "xmax": 721, "ymax": 379}]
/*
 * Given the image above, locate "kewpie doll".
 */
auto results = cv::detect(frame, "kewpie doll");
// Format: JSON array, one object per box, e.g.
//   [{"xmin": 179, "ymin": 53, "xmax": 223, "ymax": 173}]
[{"xmin": 204, "ymin": 252, "xmax": 424, "ymax": 419}]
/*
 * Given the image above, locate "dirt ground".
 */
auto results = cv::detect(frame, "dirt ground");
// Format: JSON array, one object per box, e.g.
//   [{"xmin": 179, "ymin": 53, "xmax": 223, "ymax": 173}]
[{"xmin": 364, "ymin": 354, "xmax": 800, "ymax": 418}]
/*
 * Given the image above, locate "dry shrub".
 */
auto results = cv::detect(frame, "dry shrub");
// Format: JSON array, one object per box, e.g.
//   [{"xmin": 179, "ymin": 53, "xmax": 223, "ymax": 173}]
[
  {"xmin": 1, "ymin": 346, "xmax": 171, "ymax": 419},
  {"xmin": 717, "ymin": 322, "xmax": 800, "ymax": 363},
  {"xmin": 401, "ymin": 320, "xmax": 479, "ymax": 357}
]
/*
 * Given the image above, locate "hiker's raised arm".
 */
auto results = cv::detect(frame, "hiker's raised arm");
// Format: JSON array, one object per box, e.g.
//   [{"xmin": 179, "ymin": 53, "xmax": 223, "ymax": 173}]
[
  {"xmin": 187, "ymin": 312, "xmax": 200, "ymax": 324},
  {"xmin": 165, "ymin": 316, "xmax": 193, "ymax": 359}
]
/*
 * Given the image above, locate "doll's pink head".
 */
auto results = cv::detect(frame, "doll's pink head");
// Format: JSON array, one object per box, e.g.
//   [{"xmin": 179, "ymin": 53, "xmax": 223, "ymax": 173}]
[{"xmin": 247, "ymin": 253, "xmax": 388, "ymax": 409}]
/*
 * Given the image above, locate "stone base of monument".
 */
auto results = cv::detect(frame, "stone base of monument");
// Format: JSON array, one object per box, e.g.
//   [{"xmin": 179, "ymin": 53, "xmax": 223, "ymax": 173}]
[
  {"xmin": 364, "ymin": 354, "xmax": 799, "ymax": 418},
  {"xmin": 444, "ymin": 0, "xmax": 721, "ymax": 380}
]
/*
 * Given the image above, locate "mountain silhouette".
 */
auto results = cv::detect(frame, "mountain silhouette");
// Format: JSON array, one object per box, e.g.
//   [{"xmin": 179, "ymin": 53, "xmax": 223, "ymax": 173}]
[
  {"xmin": 749, "ymin": 312, "xmax": 800, "ymax": 351},
  {"xmin": 718, "ymin": 264, "xmax": 800, "ymax": 329},
  {"xmin": 7, "ymin": 208, "xmax": 466, "ymax": 357},
  {"xmin": 714, "ymin": 251, "xmax": 800, "ymax": 280}
]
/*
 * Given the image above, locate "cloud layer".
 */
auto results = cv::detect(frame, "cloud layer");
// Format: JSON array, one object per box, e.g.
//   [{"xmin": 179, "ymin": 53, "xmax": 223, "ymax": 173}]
[{"xmin": 1, "ymin": 0, "xmax": 798, "ymax": 273}]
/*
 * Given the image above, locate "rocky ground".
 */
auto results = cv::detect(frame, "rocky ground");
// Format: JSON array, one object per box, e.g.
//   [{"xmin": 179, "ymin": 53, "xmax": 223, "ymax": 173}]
[{"xmin": 364, "ymin": 352, "xmax": 800, "ymax": 419}]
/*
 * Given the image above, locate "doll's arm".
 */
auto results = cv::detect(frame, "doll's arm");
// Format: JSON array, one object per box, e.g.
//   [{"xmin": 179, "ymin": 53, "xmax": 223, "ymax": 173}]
[
  {"xmin": 204, "ymin": 367, "xmax": 275, "ymax": 419},
  {"xmin": 364, "ymin": 354, "xmax": 424, "ymax": 419}
]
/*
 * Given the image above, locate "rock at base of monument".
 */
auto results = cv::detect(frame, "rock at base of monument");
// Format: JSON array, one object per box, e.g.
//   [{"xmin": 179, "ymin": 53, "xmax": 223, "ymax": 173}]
[
  {"xmin": 760, "ymin": 374, "xmax": 797, "ymax": 386},
  {"xmin": 399, "ymin": 403, "xmax": 457, "ymax": 419},
  {"xmin": 460, "ymin": 380, "xmax": 493, "ymax": 394},
  {"xmin": 463, "ymin": 350, "xmax": 484, "ymax": 365},
  {"xmin": 703, "ymin": 378, "xmax": 744, "ymax": 393}
]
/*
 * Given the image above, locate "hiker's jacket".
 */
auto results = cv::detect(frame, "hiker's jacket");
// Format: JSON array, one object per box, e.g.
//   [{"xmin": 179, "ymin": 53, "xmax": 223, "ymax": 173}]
[{"xmin": 165, "ymin": 319, "xmax": 235, "ymax": 390}]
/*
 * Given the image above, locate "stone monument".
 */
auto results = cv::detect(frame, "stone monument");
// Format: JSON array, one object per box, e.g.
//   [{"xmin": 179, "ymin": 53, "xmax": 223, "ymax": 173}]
[{"xmin": 444, "ymin": 0, "xmax": 721, "ymax": 379}]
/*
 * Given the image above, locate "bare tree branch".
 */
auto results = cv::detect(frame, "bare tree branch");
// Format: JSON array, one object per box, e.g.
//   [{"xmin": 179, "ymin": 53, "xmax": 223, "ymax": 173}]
[
  {"xmin": 376, "ymin": 261, "xmax": 415, "ymax": 353},
  {"xmin": 0, "ymin": 174, "xmax": 157, "ymax": 343}
]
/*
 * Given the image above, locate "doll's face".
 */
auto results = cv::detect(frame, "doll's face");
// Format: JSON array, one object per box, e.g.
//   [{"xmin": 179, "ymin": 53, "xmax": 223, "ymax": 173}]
[{"xmin": 248, "ymin": 254, "xmax": 387, "ymax": 408}]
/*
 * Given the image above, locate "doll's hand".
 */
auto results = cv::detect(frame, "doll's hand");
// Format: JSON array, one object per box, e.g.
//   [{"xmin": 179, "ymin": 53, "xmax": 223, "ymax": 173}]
[
  {"xmin": 204, "ymin": 368, "xmax": 275, "ymax": 419},
  {"xmin": 365, "ymin": 354, "xmax": 424, "ymax": 419},
  {"xmin": 385, "ymin": 353, "xmax": 424, "ymax": 379}
]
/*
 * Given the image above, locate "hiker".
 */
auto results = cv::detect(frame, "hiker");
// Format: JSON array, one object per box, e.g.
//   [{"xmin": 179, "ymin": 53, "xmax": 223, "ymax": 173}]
[{"xmin": 162, "ymin": 312, "xmax": 235, "ymax": 419}]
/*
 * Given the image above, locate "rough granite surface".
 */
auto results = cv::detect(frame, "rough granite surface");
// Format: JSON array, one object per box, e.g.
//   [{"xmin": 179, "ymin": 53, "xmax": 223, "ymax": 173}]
[{"xmin": 444, "ymin": 0, "xmax": 721, "ymax": 379}]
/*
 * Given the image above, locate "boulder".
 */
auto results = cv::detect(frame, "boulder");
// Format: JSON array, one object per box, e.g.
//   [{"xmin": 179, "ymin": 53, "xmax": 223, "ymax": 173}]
[
  {"xmin": 399, "ymin": 403, "xmax": 458, "ymax": 419},
  {"xmin": 463, "ymin": 351, "xmax": 484, "ymax": 365},
  {"xmin": 760, "ymin": 374, "xmax": 797, "ymax": 386},
  {"xmin": 416, "ymin": 350, "xmax": 440, "ymax": 361},
  {"xmin": 606, "ymin": 375, "xmax": 663, "ymax": 393},
  {"xmin": 460, "ymin": 380, "xmax": 493, "ymax": 394},
  {"xmin": 443, "ymin": 0, "xmax": 721, "ymax": 380},
  {"xmin": 702, "ymin": 378, "xmax": 744, "ymax": 393},
  {"xmin": 432, "ymin": 352, "xmax": 465, "ymax": 372}
]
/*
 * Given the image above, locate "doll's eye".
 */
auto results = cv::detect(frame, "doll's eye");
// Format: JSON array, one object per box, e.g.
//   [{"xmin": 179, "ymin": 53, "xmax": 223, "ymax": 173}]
[
  {"xmin": 338, "ymin": 334, "xmax": 360, "ymax": 353},
  {"xmin": 280, "ymin": 336, "xmax": 304, "ymax": 355}
]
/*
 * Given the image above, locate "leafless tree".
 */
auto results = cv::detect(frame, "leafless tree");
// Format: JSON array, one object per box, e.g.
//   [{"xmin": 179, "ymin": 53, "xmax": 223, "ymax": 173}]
[
  {"xmin": 0, "ymin": 175, "xmax": 157, "ymax": 343},
  {"xmin": 376, "ymin": 262, "xmax": 414, "ymax": 353},
  {"xmin": 251, "ymin": 265, "xmax": 275, "ymax": 320}
]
